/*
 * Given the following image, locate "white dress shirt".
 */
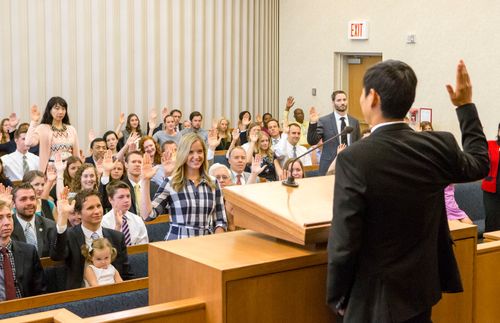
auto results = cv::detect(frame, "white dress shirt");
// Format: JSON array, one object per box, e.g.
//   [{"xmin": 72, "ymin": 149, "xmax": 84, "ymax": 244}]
[
  {"xmin": 1, "ymin": 150, "xmax": 39, "ymax": 181},
  {"xmin": 274, "ymin": 134, "xmax": 312, "ymax": 167},
  {"xmin": 102, "ymin": 210, "xmax": 149, "ymax": 245},
  {"xmin": 81, "ymin": 225, "xmax": 104, "ymax": 247},
  {"xmin": 334, "ymin": 111, "xmax": 353, "ymax": 145},
  {"xmin": 230, "ymin": 169, "xmax": 247, "ymax": 185}
]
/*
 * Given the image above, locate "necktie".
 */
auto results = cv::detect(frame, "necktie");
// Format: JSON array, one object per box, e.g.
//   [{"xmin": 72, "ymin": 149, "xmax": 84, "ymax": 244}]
[
  {"xmin": 340, "ymin": 117, "xmax": 348, "ymax": 146},
  {"xmin": 22, "ymin": 155, "xmax": 29, "ymax": 174},
  {"xmin": 134, "ymin": 184, "xmax": 141, "ymax": 216},
  {"xmin": 1, "ymin": 247, "xmax": 16, "ymax": 300},
  {"xmin": 24, "ymin": 223, "xmax": 37, "ymax": 250},
  {"xmin": 292, "ymin": 146, "xmax": 297, "ymax": 158},
  {"xmin": 122, "ymin": 215, "xmax": 131, "ymax": 246},
  {"xmin": 236, "ymin": 175, "xmax": 242, "ymax": 185},
  {"xmin": 91, "ymin": 232, "xmax": 99, "ymax": 240}
]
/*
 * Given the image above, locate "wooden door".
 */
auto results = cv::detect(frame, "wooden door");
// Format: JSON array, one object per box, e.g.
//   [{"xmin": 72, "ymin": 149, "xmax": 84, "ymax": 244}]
[{"xmin": 347, "ymin": 56, "xmax": 382, "ymax": 129}]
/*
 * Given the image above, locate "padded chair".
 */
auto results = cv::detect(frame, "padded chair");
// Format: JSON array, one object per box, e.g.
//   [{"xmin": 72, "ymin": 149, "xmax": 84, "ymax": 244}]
[
  {"xmin": 146, "ymin": 221, "xmax": 170, "ymax": 242},
  {"xmin": 129, "ymin": 252, "xmax": 149, "ymax": 278},
  {"xmin": 454, "ymin": 181, "xmax": 485, "ymax": 238}
]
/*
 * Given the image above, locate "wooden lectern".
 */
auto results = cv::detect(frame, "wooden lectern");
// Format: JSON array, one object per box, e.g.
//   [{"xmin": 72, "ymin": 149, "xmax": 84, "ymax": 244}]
[{"xmin": 148, "ymin": 176, "xmax": 476, "ymax": 323}]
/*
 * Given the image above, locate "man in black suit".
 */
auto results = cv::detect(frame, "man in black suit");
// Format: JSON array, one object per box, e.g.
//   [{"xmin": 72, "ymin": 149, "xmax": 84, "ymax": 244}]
[
  {"xmin": 0, "ymin": 200, "xmax": 46, "ymax": 300},
  {"xmin": 50, "ymin": 190, "xmax": 133, "ymax": 290},
  {"xmin": 10, "ymin": 183, "xmax": 56, "ymax": 257},
  {"xmin": 84, "ymin": 138, "xmax": 107, "ymax": 166},
  {"xmin": 327, "ymin": 60, "xmax": 489, "ymax": 322},
  {"xmin": 307, "ymin": 90, "xmax": 361, "ymax": 175}
]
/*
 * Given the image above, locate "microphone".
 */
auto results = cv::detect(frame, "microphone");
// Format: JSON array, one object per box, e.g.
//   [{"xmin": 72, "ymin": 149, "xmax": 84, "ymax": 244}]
[{"xmin": 282, "ymin": 126, "xmax": 354, "ymax": 187}]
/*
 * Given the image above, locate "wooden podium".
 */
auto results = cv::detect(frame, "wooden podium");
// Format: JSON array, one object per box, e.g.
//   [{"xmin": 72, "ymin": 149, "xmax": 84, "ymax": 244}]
[{"xmin": 148, "ymin": 177, "xmax": 476, "ymax": 323}]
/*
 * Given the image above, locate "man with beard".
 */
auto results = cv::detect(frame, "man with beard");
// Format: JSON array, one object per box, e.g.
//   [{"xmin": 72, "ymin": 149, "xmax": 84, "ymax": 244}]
[{"xmin": 307, "ymin": 90, "xmax": 361, "ymax": 175}]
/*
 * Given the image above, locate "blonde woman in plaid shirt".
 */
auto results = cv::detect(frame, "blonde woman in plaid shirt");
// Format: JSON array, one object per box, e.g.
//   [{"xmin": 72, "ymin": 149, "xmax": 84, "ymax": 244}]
[{"xmin": 140, "ymin": 133, "xmax": 227, "ymax": 240}]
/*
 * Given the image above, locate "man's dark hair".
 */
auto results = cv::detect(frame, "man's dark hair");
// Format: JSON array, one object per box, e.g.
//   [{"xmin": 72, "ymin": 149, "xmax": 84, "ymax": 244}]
[
  {"xmin": 331, "ymin": 90, "xmax": 347, "ymax": 102},
  {"xmin": 363, "ymin": 60, "xmax": 417, "ymax": 119},
  {"xmin": 12, "ymin": 183, "xmax": 36, "ymax": 201},
  {"xmin": 106, "ymin": 180, "xmax": 131, "ymax": 199},
  {"xmin": 266, "ymin": 118, "xmax": 280, "ymax": 127},
  {"xmin": 189, "ymin": 111, "xmax": 203, "ymax": 121},
  {"xmin": 74, "ymin": 190, "xmax": 102, "ymax": 214},
  {"xmin": 170, "ymin": 109, "xmax": 182, "ymax": 116},
  {"xmin": 90, "ymin": 137, "xmax": 106, "ymax": 149}
]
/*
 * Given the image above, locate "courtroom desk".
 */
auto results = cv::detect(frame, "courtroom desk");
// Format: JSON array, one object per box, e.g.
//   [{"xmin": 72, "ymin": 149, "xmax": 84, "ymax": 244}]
[
  {"xmin": 482, "ymin": 230, "xmax": 500, "ymax": 242},
  {"xmin": 148, "ymin": 230, "xmax": 334, "ymax": 323},
  {"xmin": 432, "ymin": 221, "xmax": 476, "ymax": 323}
]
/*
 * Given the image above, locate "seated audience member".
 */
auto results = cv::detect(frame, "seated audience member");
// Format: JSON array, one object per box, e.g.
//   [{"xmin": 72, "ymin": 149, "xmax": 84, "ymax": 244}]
[
  {"xmin": 283, "ymin": 158, "xmax": 305, "ymax": 179},
  {"xmin": 170, "ymin": 109, "xmax": 184, "ymax": 132},
  {"xmin": 103, "ymin": 130, "xmax": 122, "ymax": 156},
  {"xmin": 22, "ymin": 171, "xmax": 57, "ymax": 221},
  {"xmin": 69, "ymin": 164, "xmax": 99, "ymax": 197},
  {"xmin": 51, "ymin": 190, "xmax": 133, "ymax": 290},
  {"xmin": 10, "ymin": 183, "xmax": 56, "ymax": 257},
  {"xmin": 215, "ymin": 117, "xmax": 232, "ymax": 150},
  {"xmin": 153, "ymin": 114, "xmax": 181, "ymax": 146},
  {"xmin": 237, "ymin": 111, "xmax": 252, "ymax": 145},
  {"xmin": 420, "ymin": 121, "xmax": 434, "ymax": 132},
  {"xmin": 182, "ymin": 120, "xmax": 191, "ymax": 129},
  {"xmin": 140, "ymin": 133, "xmax": 227, "ymax": 240},
  {"xmin": 102, "ymin": 181, "xmax": 148, "ymax": 246},
  {"xmin": 139, "ymin": 136, "xmax": 165, "ymax": 186},
  {"xmin": 246, "ymin": 131, "xmax": 282, "ymax": 181},
  {"xmin": 179, "ymin": 111, "xmax": 208, "ymax": 142},
  {"xmin": 0, "ymin": 199, "xmax": 46, "ymax": 300},
  {"xmin": 84, "ymin": 138, "xmax": 107, "ymax": 166},
  {"xmin": 266, "ymin": 119, "xmax": 282, "ymax": 150},
  {"xmin": 50, "ymin": 155, "xmax": 82, "ymax": 202},
  {"xmin": 228, "ymin": 146, "xmax": 254, "ymax": 185},
  {"xmin": 240, "ymin": 122, "xmax": 261, "ymax": 153},
  {"xmin": 283, "ymin": 96, "xmax": 309, "ymax": 145},
  {"xmin": 208, "ymin": 163, "xmax": 233, "ymax": 188},
  {"xmin": 162, "ymin": 140, "xmax": 178, "ymax": 155},
  {"xmin": 1, "ymin": 127, "xmax": 39, "ymax": 181},
  {"xmin": 116, "ymin": 113, "xmax": 144, "ymax": 145},
  {"xmin": 0, "ymin": 159, "xmax": 13, "ymax": 188},
  {"xmin": 81, "ymin": 237, "xmax": 124, "ymax": 287},
  {"xmin": 123, "ymin": 151, "xmax": 159, "ymax": 216},
  {"xmin": 262, "ymin": 113, "xmax": 273, "ymax": 129},
  {"xmin": 275, "ymin": 123, "xmax": 312, "ymax": 167},
  {"xmin": 445, "ymin": 184, "xmax": 473, "ymax": 223}
]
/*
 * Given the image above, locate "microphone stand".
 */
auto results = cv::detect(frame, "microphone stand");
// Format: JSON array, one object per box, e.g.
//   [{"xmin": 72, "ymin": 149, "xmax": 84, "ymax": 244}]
[{"xmin": 282, "ymin": 126, "xmax": 353, "ymax": 187}]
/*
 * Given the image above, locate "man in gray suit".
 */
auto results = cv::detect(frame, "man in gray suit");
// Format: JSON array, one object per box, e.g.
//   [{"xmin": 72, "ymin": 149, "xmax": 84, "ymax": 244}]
[{"xmin": 307, "ymin": 90, "xmax": 361, "ymax": 175}]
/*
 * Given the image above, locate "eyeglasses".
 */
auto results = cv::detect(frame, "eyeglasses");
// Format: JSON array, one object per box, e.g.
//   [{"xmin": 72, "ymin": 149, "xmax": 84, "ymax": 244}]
[{"xmin": 215, "ymin": 175, "xmax": 229, "ymax": 181}]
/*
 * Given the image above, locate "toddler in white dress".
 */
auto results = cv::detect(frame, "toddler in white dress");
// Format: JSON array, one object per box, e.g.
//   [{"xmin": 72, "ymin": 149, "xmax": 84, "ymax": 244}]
[{"xmin": 81, "ymin": 238, "xmax": 123, "ymax": 287}]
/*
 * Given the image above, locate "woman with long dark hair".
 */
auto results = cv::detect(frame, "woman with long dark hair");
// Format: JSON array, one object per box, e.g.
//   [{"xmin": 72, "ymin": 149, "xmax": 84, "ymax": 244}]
[{"xmin": 25, "ymin": 97, "xmax": 80, "ymax": 172}]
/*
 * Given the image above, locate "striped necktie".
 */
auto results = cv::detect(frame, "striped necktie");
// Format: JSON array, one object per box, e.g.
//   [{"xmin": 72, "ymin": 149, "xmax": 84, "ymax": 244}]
[
  {"xmin": 122, "ymin": 215, "xmax": 132, "ymax": 246},
  {"xmin": 91, "ymin": 232, "xmax": 99, "ymax": 240},
  {"xmin": 292, "ymin": 146, "xmax": 297, "ymax": 158},
  {"xmin": 24, "ymin": 222, "xmax": 37, "ymax": 250},
  {"xmin": 22, "ymin": 155, "xmax": 29, "ymax": 174}
]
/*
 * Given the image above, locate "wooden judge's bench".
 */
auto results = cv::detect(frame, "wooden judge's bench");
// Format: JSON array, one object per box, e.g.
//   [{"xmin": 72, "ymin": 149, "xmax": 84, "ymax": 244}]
[{"xmin": 148, "ymin": 176, "xmax": 477, "ymax": 323}]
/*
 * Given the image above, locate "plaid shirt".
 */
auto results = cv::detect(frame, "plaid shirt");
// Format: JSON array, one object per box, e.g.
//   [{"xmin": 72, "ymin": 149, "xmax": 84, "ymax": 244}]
[
  {"xmin": 0, "ymin": 240, "xmax": 22, "ymax": 299},
  {"xmin": 149, "ymin": 176, "xmax": 227, "ymax": 240}
]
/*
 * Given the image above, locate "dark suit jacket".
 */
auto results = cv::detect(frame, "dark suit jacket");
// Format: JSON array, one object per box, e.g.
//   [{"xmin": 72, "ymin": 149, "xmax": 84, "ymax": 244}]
[
  {"xmin": 84, "ymin": 156, "xmax": 96, "ymax": 166},
  {"xmin": 327, "ymin": 104, "xmax": 489, "ymax": 322},
  {"xmin": 11, "ymin": 215, "xmax": 57, "ymax": 257},
  {"xmin": 123, "ymin": 177, "xmax": 159, "ymax": 215},
  {"xmin": 11, "ymin": 240, "xmax": 46, "ymax": 297},
  {"xmin": 50, "ymin": 225, "xmax": 134, "ymax": 290},
  {"xmin": 308, "ymin": 112, "xmax": 361, "ymax": 175}
]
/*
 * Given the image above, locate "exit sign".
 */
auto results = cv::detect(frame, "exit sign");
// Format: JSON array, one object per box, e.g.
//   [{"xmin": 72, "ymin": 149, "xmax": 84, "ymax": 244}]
[{"xmin": 348, "ymin": 21, "xmax": 368, "ymax": 40}]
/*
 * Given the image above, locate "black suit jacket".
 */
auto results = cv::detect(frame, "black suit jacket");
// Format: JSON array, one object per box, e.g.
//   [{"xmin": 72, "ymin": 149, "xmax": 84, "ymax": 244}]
[
  {"xmin": 50, "ymin": 225, "xmax": 134, "ymax": 290},
  {"xmin": 307, "ymin": 112, "xmax": 361, "ymax": 175},
  {"xmin": 11, "ymin": 240, "xmax": 46, "ymax": 297},
  {"xmin": 327, "ymin": 104, "xmax": 489, "ymax": 322},
  {"xmin": 84, "ymin": 156, "xmax": 96, "ymax": 166},
  {"xmin": 11, "ymin": 215, "xmax": 57, "ymax": 257}
]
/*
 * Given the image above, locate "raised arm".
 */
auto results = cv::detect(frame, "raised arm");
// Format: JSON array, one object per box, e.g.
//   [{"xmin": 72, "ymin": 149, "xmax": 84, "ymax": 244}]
[
  {"xmin": 115, "ymin": 112, "xmax": 125, "ymax": 139},
  {"xmin": 307, "ymin": 106, "xmax": 322, "ymax": 145},
  {"xmin": 139, "ymin": 153, "xmax": 158, "ymax": 220},
  {"xmin": 25, "ymin": 105, "xmax": 41, "ymax": 147}
]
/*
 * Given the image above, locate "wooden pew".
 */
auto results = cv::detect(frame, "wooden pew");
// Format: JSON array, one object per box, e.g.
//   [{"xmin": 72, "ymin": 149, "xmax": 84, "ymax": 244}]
[
  {"xmin": 0, "ymin": 278, "xmax": 148, "ymax": 316},
  {"xmin": 0, "ymin": 298, "xmax": 207, "ymax": 323},
  {"xmin": 482, "ymin": 230, "xmax": 500, "ymax": 242},
  {"xmin": 475, "ymin": 240, "xmax": 500, "ymax": 322}
]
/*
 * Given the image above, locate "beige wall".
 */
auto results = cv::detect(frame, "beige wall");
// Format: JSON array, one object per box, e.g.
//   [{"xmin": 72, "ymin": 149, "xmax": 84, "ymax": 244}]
[
  {"xmin": 0, "ymin": 0, "xmax": 279, "ymax": 149},
  {"xmin": 280, "ymin": 0, "xmax": 500, "ymax": 140}
]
